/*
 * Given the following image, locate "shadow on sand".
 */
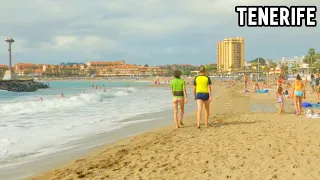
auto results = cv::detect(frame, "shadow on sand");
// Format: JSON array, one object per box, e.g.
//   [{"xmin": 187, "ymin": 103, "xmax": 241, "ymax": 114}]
[
  {"xmin": 179, "ymin": 121, "xmax": 259, "ymax": 129},
  {"xmin": 209, "ymin": 121, "xmax": 259, "ymax": 128}
]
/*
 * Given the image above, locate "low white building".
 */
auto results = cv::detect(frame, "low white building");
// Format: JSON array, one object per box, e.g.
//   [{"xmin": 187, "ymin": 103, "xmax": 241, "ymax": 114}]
[
  {"xmin": 244, "ymin": 61, "xmax": 252, "ymax": 67},
  {"xmin": 281, "ymin": 56, "xmax": 304, "ymax": 64}
]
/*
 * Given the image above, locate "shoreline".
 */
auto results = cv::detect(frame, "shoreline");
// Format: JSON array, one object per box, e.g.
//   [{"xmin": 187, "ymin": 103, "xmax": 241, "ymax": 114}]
[
  {"xmin": 0, "ymin": 92, "xmax": 197, "ymax": 180},
  {"xmin": 27, "ymin": 84, "xmax": 231, "ymax": 179},
  {"xmin": 15, "ymin": 83, "xmax": 320, "ymax": 179}
]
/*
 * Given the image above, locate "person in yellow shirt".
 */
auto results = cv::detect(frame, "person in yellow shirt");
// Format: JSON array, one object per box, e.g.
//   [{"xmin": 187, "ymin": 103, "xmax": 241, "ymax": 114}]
[{"xmin": 193, "ymin": 66, "xmax": 212, "ymax": 128}]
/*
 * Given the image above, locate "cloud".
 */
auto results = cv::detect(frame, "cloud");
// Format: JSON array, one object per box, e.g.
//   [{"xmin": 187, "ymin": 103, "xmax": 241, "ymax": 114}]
[
  {"xmin": 0, "ymin": 36, "xmax": 29, "ymax": 53},
  {"xmin": 40, "ymin": 35, "xmax": 116, "ymax": 51},
  {"xmin": 0, "ymin": 0, "xmax": 319, "ymax": 65}
]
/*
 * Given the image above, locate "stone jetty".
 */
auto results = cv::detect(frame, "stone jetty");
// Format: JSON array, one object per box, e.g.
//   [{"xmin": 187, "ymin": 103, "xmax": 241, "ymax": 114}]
[{"xmin": 0, "ymin": 79, "xmax": 49, "ymax": 92}]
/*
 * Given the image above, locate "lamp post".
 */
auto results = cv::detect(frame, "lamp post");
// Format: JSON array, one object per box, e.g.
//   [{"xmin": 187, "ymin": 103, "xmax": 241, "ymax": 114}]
[
  {"xmin": 5, "ymin": 37, "xmax": 15, "ymax": 80},
  {"xmin": 257, "ymin": 38, "xmax": 260, "ymax": 81}
]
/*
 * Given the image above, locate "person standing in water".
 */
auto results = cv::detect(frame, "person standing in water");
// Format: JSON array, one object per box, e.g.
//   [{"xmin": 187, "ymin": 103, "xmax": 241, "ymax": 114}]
[
  {"xmin": 193, "ymin": 66, "xmax": 212, "ymax": 128},
  {"xmin": 171, "ymin": 70, "xmax": 188, "ymax": 129},
  {"xmin": 291, "ymin": 74, "xmax": 305, "ymax": 115}
]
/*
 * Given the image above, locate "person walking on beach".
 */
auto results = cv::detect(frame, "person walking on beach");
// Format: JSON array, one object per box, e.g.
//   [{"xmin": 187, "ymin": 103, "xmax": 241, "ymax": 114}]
[
  {"xmin": 276, "ymin": 86, "xmax": 285, "ymax": 114},
  {"xmin": 315, "ymin": 74, "xmax": 320, "ymax": 99},
  {"xmin": 193, "ymin": 66, "xmax": 212, "ymax": 128},
  {"xmin": 171, "ymin": 70, "xmax": 188, "ymax": 129},
  {"xmin": 291, "ymin": 74, "xmax": 305, "ymax": 115},
  {"xmin": 310, "ymin": 74, "xmax": 315, "ymax": 93},
  {"xmin": 243, "ymin": 74, "xmax": 248, "ymax": 90}
]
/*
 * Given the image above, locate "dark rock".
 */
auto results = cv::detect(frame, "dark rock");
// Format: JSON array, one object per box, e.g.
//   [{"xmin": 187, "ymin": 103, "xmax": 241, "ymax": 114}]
[{"xmin": 0, "ymin": 79, "xmax": 49, "ymax": 92}]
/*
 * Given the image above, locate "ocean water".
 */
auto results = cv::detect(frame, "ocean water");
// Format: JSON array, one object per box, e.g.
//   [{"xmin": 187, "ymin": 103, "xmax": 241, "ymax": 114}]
[{"xmin": 0, "ymin": 81, "xmax": 174, "ymax": 166}]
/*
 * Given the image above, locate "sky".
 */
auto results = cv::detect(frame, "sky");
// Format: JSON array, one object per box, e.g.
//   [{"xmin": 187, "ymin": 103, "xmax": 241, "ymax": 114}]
[{"xmin": 0, "ymin": 0, "xmax": 319, "ymax": 66}]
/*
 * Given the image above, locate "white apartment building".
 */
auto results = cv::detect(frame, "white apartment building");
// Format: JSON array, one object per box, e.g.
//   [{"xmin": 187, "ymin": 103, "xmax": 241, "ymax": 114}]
[{"xmin": 281, "ymin": 56, "xmax": 304, "ymax": 64}]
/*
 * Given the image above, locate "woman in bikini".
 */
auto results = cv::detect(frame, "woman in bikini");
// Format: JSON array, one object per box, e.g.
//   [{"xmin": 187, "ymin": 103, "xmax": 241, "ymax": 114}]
[
  {"xmin": 291, "ymin": 74, "xmax": 306, "ymax": 115},
  {"xmin": 171, "ymin": 70, "xmax": 188, "ymax": 129}
]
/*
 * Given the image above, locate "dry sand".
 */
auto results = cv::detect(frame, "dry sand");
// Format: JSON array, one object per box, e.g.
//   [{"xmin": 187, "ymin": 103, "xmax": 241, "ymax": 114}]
[{"xmin": 29, "ymin": 83, "xmax": 320, "ymax": 180}]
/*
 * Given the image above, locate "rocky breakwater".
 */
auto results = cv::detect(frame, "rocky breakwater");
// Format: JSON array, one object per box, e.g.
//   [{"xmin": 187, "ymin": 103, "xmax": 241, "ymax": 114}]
[{"xmin": 0, "ymin": 80, "xmax": 49, "ymax": 92}]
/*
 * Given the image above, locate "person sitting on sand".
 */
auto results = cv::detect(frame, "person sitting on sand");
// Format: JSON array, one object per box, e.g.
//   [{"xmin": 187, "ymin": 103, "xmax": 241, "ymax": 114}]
[
  {"xmin": 251, "ymin": 82, "xmax": 260, "ymax": 92},
  {"xmin": 193, "ymin": 66, "xmax": 212, "ymax": 128},
  {"xmin": 171, "ymin": 70, "xmax": 188, "ymax": 129},
  {"xmin": 276, "ymin": 86, "xmax": 285, "ymax": 114},
  {"xmin": 291, "ymin": 74, "xmax": 305, "ymax": 115}
]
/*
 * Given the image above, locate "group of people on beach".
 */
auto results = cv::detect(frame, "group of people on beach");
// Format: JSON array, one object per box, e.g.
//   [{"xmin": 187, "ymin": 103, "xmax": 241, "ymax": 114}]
[
  {"xmin": 169, "ymin": 69, "xmax": 320, "ymax": 128},
  {"xmin": 170, "ymin": 66, "xmax": 212, "ymax": 129},
  {"xmin": 274, "ymin": 73, "xmax": 320, "ymax": 115},
  {"xmin": 274, "ymin": 74, "xmax": 305, "ymax": 115},
  {"xmin": 243, "ymin": 74, "xmax": 306, "ymax": 115},
  {"xmin": 244, "ymin": 73, "xmax": 320, "ymax": 116}
]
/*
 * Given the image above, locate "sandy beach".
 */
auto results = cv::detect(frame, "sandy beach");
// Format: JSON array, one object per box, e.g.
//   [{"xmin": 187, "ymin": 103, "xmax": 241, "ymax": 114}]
[{"xmin": 29, "ymin": 82, "xmax": 320, "ymax": 180}]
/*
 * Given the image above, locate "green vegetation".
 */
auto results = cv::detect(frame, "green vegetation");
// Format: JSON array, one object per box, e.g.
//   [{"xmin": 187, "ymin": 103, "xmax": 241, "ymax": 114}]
[
  {"xmin": 159, "ymin": 64, "xmax": 218, "ymax": 77},
  {"xmin": 160, "ymin": 64, "xmax": 200, "ymax": 76},
  {"xmin": 303, "ymin": 48, "xmax": 320, "ymax": 65},
  {"xmin": 204, "ymin": 64, "xmax": 217, "ymax": 75},
  {"xmin": 303, "ymin": 48, "xmax": 320, "ymax": 73},
  {"xmin": 250, "ymin": 57, "xmax": 266, "ymax": 66},
  {"xmin": 0, "ymin": 70, "xmax": 4, "ymax": 79}
]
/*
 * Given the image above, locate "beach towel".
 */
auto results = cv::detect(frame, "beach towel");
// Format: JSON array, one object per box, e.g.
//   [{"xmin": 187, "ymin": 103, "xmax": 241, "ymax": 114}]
[
  {"xmin": 256, "ymin": 89, "xmax": 268, "ymax": 93},
  {"xmin": 302, "ymin": 102, "xmax": 311, "ymax": 107},
  {"xmin": 310, "ymin": 103, "xmax": 320, "ymax": 108}
]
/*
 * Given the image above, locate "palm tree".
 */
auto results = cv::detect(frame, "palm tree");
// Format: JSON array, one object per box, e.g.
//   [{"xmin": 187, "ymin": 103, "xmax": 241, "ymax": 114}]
[
  {"xmin": 304, "ymin": 48, "xmax": 316, "ymax": 65},
  {"xmin": 263, "ymin": 66, "xmax": 270, "ymax": 75},
  {"xmin": 229, "ymin": 64, "xmax": 236, "ymax": 72},
  {"xmin": 0, "ymin": 68, "xmax": 7, "ymax": 78},
  {"xmin": 88, "ymin": 68, "xmax": 96, "ymax": 76},
  {"xmin": 130, "ymin": 70, "xmax": 134, "ymax": 77},
  {"xmin": 219, "ymin": 64, "xmax": 224, "ymax": 75},
  {"xmin": 79, "ymin": 69, "xmax": 85, "ymax": 76},
  {"xmin": 107, "ymin": 68, "xmax": 113, "ymax": 76}
]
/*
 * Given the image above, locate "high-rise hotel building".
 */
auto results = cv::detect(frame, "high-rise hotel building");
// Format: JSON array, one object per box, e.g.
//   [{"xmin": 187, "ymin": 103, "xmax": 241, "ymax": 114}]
[{"xmin": 217, "ymin": 37, "xmax": 244, "ymax": 72}]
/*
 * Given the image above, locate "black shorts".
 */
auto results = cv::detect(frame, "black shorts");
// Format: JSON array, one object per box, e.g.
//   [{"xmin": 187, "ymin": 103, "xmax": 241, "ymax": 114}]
[{"xmin": 196, "ymin": 93, "xmax": 209, "ymax": 101}]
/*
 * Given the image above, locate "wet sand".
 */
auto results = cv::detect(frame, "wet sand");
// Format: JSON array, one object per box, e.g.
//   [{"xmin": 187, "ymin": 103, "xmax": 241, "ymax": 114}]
[{"xmin": 29, "ymin": 83, "xmax": 320, "ymax": 180}]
